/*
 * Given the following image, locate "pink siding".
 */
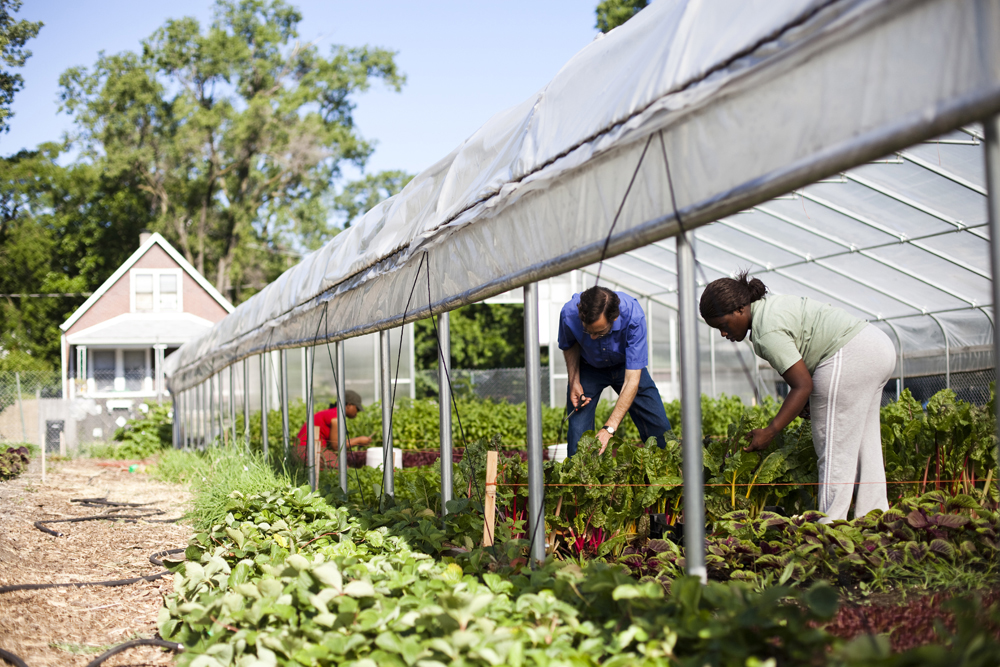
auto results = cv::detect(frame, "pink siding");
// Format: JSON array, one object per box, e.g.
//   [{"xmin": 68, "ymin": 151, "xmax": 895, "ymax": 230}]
[{"xmin": 65, "ymin": 243, "xmax": 229, "ymax": 336}]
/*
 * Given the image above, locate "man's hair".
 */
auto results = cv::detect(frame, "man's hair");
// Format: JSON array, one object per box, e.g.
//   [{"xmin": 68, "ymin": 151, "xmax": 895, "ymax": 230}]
[{"xmin": 577, "ymin": 286, "xmax": 620, "ymax": 325}]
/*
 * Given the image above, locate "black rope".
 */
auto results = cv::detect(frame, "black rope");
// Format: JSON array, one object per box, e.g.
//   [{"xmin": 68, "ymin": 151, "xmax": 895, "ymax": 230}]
[
  {"xmin": 593, "ymin": 133, "xmax": 655, "ymax": 287},
  {"xmin": 378, "ymin": 252, "xmax": 430, "ymax": 507},
  {"xmin": 658, "ymin": 129, "xmax": 762, "ymax": 404}
]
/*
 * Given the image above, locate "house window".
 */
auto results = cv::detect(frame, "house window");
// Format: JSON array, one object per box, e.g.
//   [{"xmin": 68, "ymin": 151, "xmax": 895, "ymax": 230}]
[
  {"xmin": 159, "ymin": 273, "xmax": 178, "ymax": 311},
  {"xmin": 135, "ymin": 274, "xmax": 154, "ymax": 311},
  {"xmin": 92, "ymin": 350, "xmax": 116, "ymax": 392},
  {"xmin": 130, "ymin": 269, "xmax": 182, "ymax": 312},
  {"xmin": 123, "ymin": 350, "xmax": 146, "ymax": 391}
]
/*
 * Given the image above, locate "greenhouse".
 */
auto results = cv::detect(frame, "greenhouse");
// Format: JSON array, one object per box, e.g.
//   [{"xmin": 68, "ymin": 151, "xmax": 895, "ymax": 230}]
[{"xmin": 164, "ymin": 0, "xmax": 1000, "ymax": 583}]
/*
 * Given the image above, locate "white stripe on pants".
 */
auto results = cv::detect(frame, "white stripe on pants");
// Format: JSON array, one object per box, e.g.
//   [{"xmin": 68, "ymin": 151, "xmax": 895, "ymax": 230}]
[{"xmin": 810, "ymin": 324, "xmax": 896, "ymax": 522}]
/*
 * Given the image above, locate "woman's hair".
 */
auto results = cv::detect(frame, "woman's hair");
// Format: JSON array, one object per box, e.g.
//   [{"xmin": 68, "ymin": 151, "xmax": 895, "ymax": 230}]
[
  {"xmin": 699, "ymin": 269, "xmax": 768, "ymax": 319},
  {"xmin": 578, "ymin": 286, "xmax": 620, "ymax": 325}
]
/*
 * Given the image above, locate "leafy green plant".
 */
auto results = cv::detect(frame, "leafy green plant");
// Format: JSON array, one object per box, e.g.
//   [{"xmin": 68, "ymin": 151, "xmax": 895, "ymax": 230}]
[
  {"xmin": 91, "ymin": 402, "xmax": 173, "ymax": 459},
  {"xmin": 0, "ymin": 445, "xmax": 30, "ymax": 480},
  {"xmin": 619, "ymin": 490, "xmax": 1000, "ymax": 594},
  {"xmin": 160, "ymin": 482, "xmax": 846, "ymax": 667}
]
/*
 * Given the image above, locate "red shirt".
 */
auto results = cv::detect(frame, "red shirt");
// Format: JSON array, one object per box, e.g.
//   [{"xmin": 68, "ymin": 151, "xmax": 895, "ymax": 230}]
[{"xmin": 296, "ymin": 407, "xmax": 338, "ymax": 452}]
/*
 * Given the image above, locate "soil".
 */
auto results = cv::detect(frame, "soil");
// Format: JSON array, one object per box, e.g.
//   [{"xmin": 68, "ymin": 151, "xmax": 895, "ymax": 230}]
[{"xmin": 0, "ymin": 455, "xmax": 193, "ymax": 666}]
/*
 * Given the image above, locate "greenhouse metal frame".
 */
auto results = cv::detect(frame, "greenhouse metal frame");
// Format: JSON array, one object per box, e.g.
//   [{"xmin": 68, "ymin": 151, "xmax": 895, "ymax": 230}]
[{"xmin": 165, "ymin": 0, "xmax": 1000, "ymax": 580}]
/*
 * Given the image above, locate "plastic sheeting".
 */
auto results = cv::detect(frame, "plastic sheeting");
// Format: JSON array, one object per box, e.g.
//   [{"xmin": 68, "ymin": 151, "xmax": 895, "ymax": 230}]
[{"xmin": 166, "ymin": 0, "xmax": 1000, "ymax": 392}]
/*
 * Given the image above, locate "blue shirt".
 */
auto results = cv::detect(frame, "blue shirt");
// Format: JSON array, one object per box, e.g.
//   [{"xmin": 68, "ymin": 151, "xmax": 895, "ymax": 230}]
[{"xmin": 557, "ymin": 291, "xmax": 648, "ymax": 370}]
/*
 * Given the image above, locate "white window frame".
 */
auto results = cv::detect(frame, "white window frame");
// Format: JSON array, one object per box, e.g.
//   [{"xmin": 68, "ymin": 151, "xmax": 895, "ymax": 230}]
[{"xmin": 129, "ymin": 268, "xmax": 183, "ymax": 313}]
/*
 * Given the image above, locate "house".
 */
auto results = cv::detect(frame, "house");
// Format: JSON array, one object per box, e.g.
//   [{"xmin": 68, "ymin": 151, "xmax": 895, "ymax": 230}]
[{"xmin": 60, "ymin": 231, "xmax": 234, "ymax": 410}]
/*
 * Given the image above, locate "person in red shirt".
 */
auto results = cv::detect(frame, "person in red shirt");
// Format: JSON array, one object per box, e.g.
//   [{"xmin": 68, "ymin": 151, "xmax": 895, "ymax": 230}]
[{"xmin": 295, "ymin": 389, "xmax": 372, "ymax": 468}]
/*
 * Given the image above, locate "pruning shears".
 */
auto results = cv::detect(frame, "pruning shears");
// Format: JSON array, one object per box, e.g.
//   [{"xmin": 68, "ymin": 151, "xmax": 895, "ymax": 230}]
[{"xmin": 557, "ymin": 396, "xmax": 589, "ymax": 443}]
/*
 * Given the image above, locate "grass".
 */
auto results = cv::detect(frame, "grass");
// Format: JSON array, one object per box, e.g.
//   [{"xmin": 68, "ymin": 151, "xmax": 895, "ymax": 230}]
[{"xmin": 150, "ymin": 441, "xmax": 291, "ymax": 529}]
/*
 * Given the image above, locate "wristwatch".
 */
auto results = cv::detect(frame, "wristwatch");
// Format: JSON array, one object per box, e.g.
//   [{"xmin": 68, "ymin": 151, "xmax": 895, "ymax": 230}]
[{"xmin": 601, "ymin": 425, "xmax": 616, "ymax": 435}]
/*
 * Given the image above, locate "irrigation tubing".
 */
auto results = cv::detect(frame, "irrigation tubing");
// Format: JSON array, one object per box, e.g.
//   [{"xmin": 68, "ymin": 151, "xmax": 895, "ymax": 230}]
[
  {"xmin": 1, "ymin": 497, "xmax": 186, "ymax": 594},
  {"xmin": 84, "ymin": 638, "xmax": 184, "ymax": 667},
  {"xmin": 0, "ymin": 638, "xmax": 185, "ymax": 667},
  {"xmin": 0, "ymin": 498, "xmax": 187, "ymax": 667},
  {"xmin": 0, "ymin": 647, "xmax": 28, "ymax": 667}
]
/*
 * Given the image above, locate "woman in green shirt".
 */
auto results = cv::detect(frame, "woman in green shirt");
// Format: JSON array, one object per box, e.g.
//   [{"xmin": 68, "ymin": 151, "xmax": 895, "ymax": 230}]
[{"xmin": 700, "ymin": 271, "xmax": 896, "ymax": 522}]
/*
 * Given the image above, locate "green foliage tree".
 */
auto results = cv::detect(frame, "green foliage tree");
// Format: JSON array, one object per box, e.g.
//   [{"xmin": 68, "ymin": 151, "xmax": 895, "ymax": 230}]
[
  {"xmin": 414, "ymin": 303, "xmax": 529, "ymax": 371},
  {"xmin": 0, "ymin": 144, "xmax": 156, "ymax": 369},
  {"xmin": 59, "ymin": 0, "xmax": 405, "ymax": 303},
  {"xmin": 333, "ymin": 169, "xmax": 414, "ymax": 229},
  {"xmin": 0, "ymin": 0, "xmax": 41, "ymax": 133},
  {"xmin": 595, "ymin": 0, "xmax": 648, "ymax": 33}
]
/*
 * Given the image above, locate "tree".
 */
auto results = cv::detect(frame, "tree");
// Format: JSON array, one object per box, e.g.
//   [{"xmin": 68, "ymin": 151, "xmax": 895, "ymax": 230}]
[
  {"xmin": 0, "ymin": 144, "xmax": 155, "ymax": 369},
  {"xmin": 595, "ymin": 0, "xmax": 648, "ymax": 33},
  {"xmin": 59, "ymin": 0, "xmax": 405, "ymax": 303},
  {"xmin": 334, "ymin": 169, "xmax": 413, "ymax": 229},
  {"xmin": 414, "ymin": 303, "xmax": 535, "ymax": 371},
  {"xmin": 0, "ymin": 0, "xmax": 41, "ymax": 134}
]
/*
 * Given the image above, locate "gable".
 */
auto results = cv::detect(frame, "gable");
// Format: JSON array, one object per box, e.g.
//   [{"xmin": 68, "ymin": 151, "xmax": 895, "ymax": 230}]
[{"xmin": 62, "ymin": 234, "xmax": 233, "ymax": 336}]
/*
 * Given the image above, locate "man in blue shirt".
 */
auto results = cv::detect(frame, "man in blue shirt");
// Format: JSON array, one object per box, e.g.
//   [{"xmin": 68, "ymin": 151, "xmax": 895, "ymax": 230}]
[{"xmin": 558, "ymin": 286, "xmax": 670, "ymax": 456}]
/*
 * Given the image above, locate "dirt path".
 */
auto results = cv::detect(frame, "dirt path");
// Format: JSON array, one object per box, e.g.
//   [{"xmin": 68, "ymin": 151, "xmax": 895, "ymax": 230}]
[{"xmin": 0, "ymin": 455, "xmax": 193, "ymax": 666}]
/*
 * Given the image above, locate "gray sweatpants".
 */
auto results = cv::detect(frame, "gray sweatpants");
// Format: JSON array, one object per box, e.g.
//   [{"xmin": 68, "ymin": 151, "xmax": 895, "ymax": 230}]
[{"xmin": 810, "ymin": 324, "xmax": 895, "ymax": 522}]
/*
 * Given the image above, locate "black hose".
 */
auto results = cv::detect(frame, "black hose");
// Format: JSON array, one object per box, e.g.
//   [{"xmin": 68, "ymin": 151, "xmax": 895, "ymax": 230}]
[
  {"xmin": 84, "ymin": 638, "xmax": 184, "ymax": 667},
  {"xmin": 70, "ymin": 497, "xmax": 155, "ymax": 508},
  {"xmin": 0, "ymin": 570, "xmax": 170, "ymax": 595},
  {"xmin": 0, "ymin": 540, "xmax": 186, "ymax": 595},
  {"xmin": 0, "ymin": 647, "xmax": 28, "ymax": 667},
  {"xmin": 149, "ymin": 547, "xmax": 186, "ymax": 566},
  {"xmin": 33, "ymin": 511, "xmax": 178, "ymax": 537}
]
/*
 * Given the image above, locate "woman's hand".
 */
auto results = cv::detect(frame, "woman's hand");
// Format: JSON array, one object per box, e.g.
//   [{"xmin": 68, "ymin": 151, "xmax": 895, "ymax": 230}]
[{"xmin": 744, "ymin": 426, "xmax": 776, "ymax": 452}]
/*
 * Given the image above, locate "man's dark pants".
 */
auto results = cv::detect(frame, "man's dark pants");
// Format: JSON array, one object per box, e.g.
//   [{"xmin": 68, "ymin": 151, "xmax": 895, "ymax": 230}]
[{"xmin": 565, "ymin": 362, "xmax": 671, "ymax": 456}]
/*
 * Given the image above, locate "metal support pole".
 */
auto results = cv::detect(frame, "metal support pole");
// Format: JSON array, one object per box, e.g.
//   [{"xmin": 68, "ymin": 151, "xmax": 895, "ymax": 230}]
[
  {"xmin": 280, "ymin": 349, "xmax": 290, "ymax": 463},
  {"xmin": 380, "ymin": 330, "xmax": 394, "ymax": 499},
  {"xmin": 306, "ymin": 347, "xmax": 316, "ymax": 490},
  {"xmin": 208, "ymin": 374, "xmax": 215, "ymax": 444},
  {"xmin": 229, "ymin": 365, "xmax": 236, "ymax": 446},
  {"xmin": 677, "ymin": 231, "xmax": 707, "ymax": 583},
  {"xmin": 524, "ymin": 282, "xmax": 546, "ymax": 564},
  {"xmin": 260, "ymin": 354, "xmax": 269, "ymax": 462},
  {"xmin": 408, "ymin": 324, "xmax": 416, "ymax": 400},
  {"xmin": 336, "ymin": 341, "xmax": 348, "ymax": 493},
  {"xmin": 182, "ymin": 391, "xmax": 188, "ymax": 449},
  {"xmin": 15, "ymin": 372, "xmax": 26, "ymax": 442},
  {"xmin": 669, "ymin": 315, "xmax": 678, "ymax": 400},
  {"xmin": 172, "ymin": 395, "xmax": 179, "ymax": 448},
  {"xmin": 243, "ymin": 358, "xmax": 250, "ymax": 444},
  {"xmin": 982, "ymin": 114, "xmax": 1000, "ymax": 508},
  {"xmin": 710, "ymin": 325, "xmax": 717, "ymax": 398},
  {"xmin": 217, "ymin": 370, "xmax": 224, "ymax": 442},
  {"xmin": 199, "ymin": 382, "xmax": 206, "ymax": 449},
  {"xmin": 438, "ymin": 312, "xmax": 454, "ymax": 514}
]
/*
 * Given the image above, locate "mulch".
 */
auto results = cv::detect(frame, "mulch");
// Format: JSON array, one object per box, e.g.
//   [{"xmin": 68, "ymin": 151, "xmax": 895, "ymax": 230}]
[{"xmin": 0, "ymin": 456, "xmax": 193, "ymax": 666}]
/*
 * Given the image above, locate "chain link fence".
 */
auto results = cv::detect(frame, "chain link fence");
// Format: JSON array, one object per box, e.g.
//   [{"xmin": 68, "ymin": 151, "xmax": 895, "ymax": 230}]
[
  {"xmin": 0, "ymin": 371, "xmax": 63, "ymax": 445},
  {"xmin": 880, "ymin": 368, "xmax": 996, "ymax": 407},
  {"xmin": 0, "ymin": 370, "xmax": 162, "ymax": 452},
  {"xmin": 416, "ymin": 368, "xmax": 552, "ymax": 404}
]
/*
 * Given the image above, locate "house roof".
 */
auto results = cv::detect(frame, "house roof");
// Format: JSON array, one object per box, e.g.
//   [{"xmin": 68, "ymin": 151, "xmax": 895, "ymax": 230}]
[
  {"xmin": 65, "ymin": 312, "xmax": 217, "ymax": 346},
  {"xmin": 60, "ymin": 232, "xmax": 234, "ymax": 333}
]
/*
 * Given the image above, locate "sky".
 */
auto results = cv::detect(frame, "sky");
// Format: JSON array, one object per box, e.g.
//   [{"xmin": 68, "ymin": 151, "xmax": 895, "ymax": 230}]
[{"xmin": 6, "ymin": 1, "xmax": 599, "ymax": 179}]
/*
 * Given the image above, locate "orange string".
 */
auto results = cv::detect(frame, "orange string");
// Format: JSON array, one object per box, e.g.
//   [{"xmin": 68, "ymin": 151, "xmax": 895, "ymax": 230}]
[{"xmin": 495, "ymin": 478, "xmax": 982, "ymax": 489}]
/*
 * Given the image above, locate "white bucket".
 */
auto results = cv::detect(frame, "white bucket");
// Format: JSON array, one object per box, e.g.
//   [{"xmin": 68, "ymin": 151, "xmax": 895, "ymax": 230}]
[
  {"xmin": 366, "ymin": 447, "xmax": 402, "ymax": 469},
  {"xmin": 546, "ymin": 443, "xmax": 568, "ymax": 462}
]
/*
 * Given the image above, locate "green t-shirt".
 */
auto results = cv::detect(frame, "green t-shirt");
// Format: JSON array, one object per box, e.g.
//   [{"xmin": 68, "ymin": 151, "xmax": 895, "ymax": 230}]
[{"xmin": 749, "ymin": 295, "xmax": 867, "ymax": 374}]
